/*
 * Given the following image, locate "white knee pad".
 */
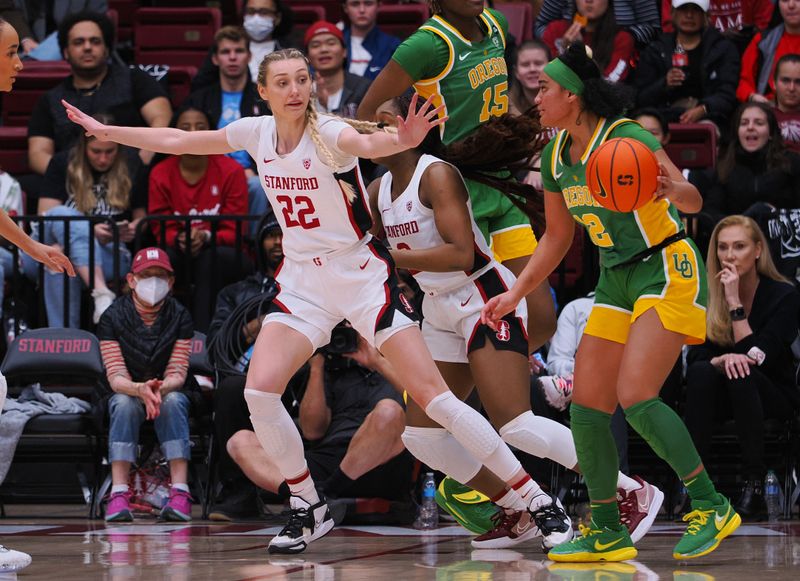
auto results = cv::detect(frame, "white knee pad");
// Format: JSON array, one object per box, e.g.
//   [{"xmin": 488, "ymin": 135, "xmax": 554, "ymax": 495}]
[
  {"xmin": 244, "ymin": 388, "xmax": 307, "ymax": 478},
  {"xmin": 499, "ymin": 411, "xmax": 578, "ymax": 469},
  {"xmin": 401, "ymin": 426, "xmax": 482, "ymax": 483}
]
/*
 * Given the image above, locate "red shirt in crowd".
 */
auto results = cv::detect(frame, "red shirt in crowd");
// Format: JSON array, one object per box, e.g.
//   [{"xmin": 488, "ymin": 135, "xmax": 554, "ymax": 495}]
[
  {"xmin": 775, "ymin": 107, "xmax": 800, "ymax": 154},
  {"xmin": 661, "ymin": 0, "xmax": 773, "ymax": 34},
  {"xmin": 541, "ymin": 21, "xmax": 635, "ymax": 82},
  {"xmin": 148, "ymin": 154, "xmax": 248, "ymax": 246},
  {"xmin": 737, "ymin": 32, "xmax": 800, "ymax": 102}
]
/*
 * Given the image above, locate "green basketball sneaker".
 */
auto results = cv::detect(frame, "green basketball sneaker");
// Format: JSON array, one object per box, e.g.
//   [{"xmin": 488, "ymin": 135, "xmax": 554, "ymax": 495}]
[
  {"xmin": 435, "ymin": 476, "xmax": 499, "ymax": 534},
  {"xmin": 672, "ymin": 496, "xmax": 741, "ymax": 560},
  {"xmin": 548, "ymin": 523, "xmax": 637, "ymax": 563},
  {"xmin": 547, "ymin": 561, "xmax": 637, "ymax": 580}
]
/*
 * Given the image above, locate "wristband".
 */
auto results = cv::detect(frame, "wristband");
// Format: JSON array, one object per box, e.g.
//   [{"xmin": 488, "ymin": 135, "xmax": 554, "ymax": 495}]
[{"xmin": 747, "ymin": 346, "xmax": 766, "ymax": 366}]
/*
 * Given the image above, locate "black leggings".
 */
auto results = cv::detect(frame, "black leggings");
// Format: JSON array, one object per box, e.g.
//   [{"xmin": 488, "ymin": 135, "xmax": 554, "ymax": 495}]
[{"xmin": 685, "ymin": 360, "xmax": 796, "ymax": 479}]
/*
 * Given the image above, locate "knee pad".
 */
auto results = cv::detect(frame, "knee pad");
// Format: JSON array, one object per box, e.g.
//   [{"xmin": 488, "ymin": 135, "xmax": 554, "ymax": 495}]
[
  {"xmin": 425, "ymin": 392, "xmax": 501, "ymax": 459},
  {"xmin": 499, "ymin": 411, "xmax": 578, "ymax": 469},
  {"xmin": 401, "ymin": 427, "xmax": 482, "ymax": 483},
  {"xmin": 244, "ymin": 388, "xmax": 283, "ymax": 419},
  {"xmin": 244, "ymin": 388, "xmax": 290, "ymax": 459}
]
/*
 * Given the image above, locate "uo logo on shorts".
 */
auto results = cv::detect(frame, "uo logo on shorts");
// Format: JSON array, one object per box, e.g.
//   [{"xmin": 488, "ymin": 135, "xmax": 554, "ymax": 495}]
[
  {"xmin": 495, "ymin": 320, "xmax": 510, "ymax": 342},
  {"xmin": 672, "ymin": 252, "xmax": 694, "ymax": 279}
]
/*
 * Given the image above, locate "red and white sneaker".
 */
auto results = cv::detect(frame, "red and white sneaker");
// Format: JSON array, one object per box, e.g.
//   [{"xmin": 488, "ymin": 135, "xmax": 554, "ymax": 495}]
[
  {"xmin": 470, "ymin": 510, "xmax": 541, "ymax": 549},
  {"xmin": 618, "ymin": 476, "xmax": 664, "ymax": 543}
]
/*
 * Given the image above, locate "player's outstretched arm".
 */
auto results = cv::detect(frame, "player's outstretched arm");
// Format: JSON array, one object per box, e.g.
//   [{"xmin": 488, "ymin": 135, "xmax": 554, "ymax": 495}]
[
  {"xmin": 653, "ymin": 149, "xmax": 702, "ymax": 213},
  {"xmin": 62, "ymin": 100, "xmax": 235, "ymax": 157},
  {"xmin": 0, "ymin": 210, "xmax": 75, "ymax": 276},
  {"xmin": 339, "ymin": 93, "xmax": 446, "ymax": 160},
  {"xmin": 481, "ymin": 189, "xmax": 574, "ymax": 329},
  {"xmin": 356, "ymin": 61, "xmax": 416, "ymax": 123}
]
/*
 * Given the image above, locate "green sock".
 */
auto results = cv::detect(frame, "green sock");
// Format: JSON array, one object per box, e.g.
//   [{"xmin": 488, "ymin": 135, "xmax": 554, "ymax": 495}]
[
  {"xmin": 570, "ymin": 404, "xmax": 619, "ymax": 502},
  {"xmin": 683, "ymin": 469, "xmax": 721, "ymax": 504},
  {"xmin": 625, "ymin": 398, "xmax": 717, "ymax": 494},
  {"xmin": 590, "ymin": 501, "xmax": 622, "ymax": 530}
]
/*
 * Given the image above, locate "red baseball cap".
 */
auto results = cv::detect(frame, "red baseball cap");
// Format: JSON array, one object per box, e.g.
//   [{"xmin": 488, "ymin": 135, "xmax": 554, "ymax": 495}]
[
  {"xmin": 132, "ymin": 247, "xmax": 173, "ymax": 274},
  {"xmin": 304, "ymin": 21, "xmax": 344, "ymax": 48}
]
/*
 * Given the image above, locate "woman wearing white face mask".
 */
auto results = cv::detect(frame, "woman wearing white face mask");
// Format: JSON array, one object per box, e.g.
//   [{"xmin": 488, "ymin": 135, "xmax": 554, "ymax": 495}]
[
  {"xmin": 97, "ymin": 247, "xmax": 197, "ymax": 523},
  {"xmin": 192, "ymin": 0, "xmax": 294, "ymax": 92}
]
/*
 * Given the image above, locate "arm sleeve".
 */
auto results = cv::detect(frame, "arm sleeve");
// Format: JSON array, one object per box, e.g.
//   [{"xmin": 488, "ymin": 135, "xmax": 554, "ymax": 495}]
[
  {"xmin": 27, "ymin": 95, "xmax": 56, "ymax": 138},
  {"xmin": 604, "ymin": 31, "xmax": 635, "ymax": 82},
  {"xmin": 540, "ymin": 139, "xmax": 560, "ymax": 193},
  {"xmin": 734, "ymin": 285, "xmax": 800, "ymax": 373},
  {"xmin": 391, "ymin": 29, "xmax": 450, "ymax": 82},
  {"xmin": 736, "ymin": 35, "xmax": 761, "ymax": 102},
  {"xmin": 225, "ymin": 116, "xmax": 262, "ymax": 160},
  {"xmin": 634, "ymin": 45, "xmax": 670, "ymax": 107},
  {"xmin": 747, "ymin": 0, "xmax": 776, "ymax": 30},
  {"xmin": 626, "ymin": 0, "xmax": 662, "ymax": 45},
  {"xmin": 100, "ymin": 339, "xmax": 132, "ymax": 382},
  {"xmin": 131, "ymin": 67, "xmax": 169, "ymax": 110},
  {"xmin": 701, "ymin": 39, "xmax": 741, "ymax": 119},
  {"xmin": 546, "ymin": 302, "xmax": 581, "ymax": 377}
]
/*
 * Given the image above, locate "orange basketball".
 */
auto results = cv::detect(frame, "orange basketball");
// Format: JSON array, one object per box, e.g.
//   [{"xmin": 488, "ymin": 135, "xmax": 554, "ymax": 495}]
[{"xmin": 585, "ymin": 137, "xmax": 660, "ymax": 212}]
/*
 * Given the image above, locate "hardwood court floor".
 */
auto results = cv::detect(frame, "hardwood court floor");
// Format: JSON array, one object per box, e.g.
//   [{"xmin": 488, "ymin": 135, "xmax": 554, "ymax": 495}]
[{"xmin": 1, "ymin": 513, "xmax": 798, "ymax": 580}]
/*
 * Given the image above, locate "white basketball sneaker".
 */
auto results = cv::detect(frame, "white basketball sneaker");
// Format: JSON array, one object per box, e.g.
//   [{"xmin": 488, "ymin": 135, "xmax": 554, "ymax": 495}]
[
  {"xmin": 0, "ymin": 544, "xmax": 31, "ymax": 572},
  {"xmin": 268, "ymin": 496, "xmax": 335, "ymax": 555}
]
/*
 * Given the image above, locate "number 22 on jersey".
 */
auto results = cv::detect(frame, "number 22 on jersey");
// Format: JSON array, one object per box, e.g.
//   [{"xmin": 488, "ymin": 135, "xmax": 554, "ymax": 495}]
[{"xmin": 276, "ymin": 194, "xmax": 320, "ymax": 230}]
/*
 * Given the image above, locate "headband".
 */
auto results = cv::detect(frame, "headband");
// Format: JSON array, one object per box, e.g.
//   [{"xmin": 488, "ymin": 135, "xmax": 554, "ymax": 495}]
[{"xmin": 543, "ymin": 58, "xmax": 585, "ymax": 95}]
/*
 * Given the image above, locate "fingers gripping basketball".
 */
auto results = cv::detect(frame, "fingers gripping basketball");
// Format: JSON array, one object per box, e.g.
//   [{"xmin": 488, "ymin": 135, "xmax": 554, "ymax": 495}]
[{"xmin": 586, "ymin": 138, "xmax": 660, "ymax": 212}]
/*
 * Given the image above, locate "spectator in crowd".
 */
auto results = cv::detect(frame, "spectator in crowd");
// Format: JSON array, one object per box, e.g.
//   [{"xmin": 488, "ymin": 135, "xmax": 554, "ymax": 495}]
[
  {"xmin": 535, "ymin": 0, "xmax": 662, "ymax": 46},
  {"xmin": 737, "ymin": 0, "xmax": 800, "ymax": 103},
  {"xmin": 660, "ymin": 0, "xmax": 774, "ymax": 53},
  {"xmin": 306, "ymin": 21, "xmax": 371, "ymax": 117},
  {"xmin": 342, "ymin": 0, "xmax": 401, "ymax": 80},
  {"xmin": 27, "ymin": 11, "xmax": 171, "ymax": 181},
  {"xmin": 99, "ymin": 247, "xmax": 197, "ymax": 523},
  {"xmin": 685, "ymin": 215, "xmax": 800, "ymax": 518},
  {"xmin": 701, "ymin": 102, "xmax": 800, "ymax": 220},
  {"xmin": 23, "ymin": 113, "xmax": 147, "ymax": 328},
  {"xmin": 0, "ymin": 0, "xmax": 38, "ymax": 55},
  {"xmin": 773, "ymin": 53, "xmax": 800, "ymax": 152},
  {"xmin": 541, "ymin": 0, "xmax": 636, "ymax": 82},
  {"xmin": 206, "ymin": 216, "xmax": 283, "ymax": 520},
  {"xmin": 226, "ymin": 331, "xmax": 411, "ymax": 507},
  {"xmin": 509, "ymin": 40, "xmax": 551, "ymax": 116},
  {"xmin": 192, "ymin": 0, "xmax": 294, "ymax": 92},
  {"xmin": 183, "ymin": 26, "xmax": 272, "ymax": 225},
  {"xmin": 635, "ymin": 0, "xmax": 740, "ymax": 132},
  {"xmin": 148, "ymin": 106, "xmax": 250, "ymax": 332},
  {"xmin": 634, "ymin": 107, "xmax": 672, "ymax": 146}
]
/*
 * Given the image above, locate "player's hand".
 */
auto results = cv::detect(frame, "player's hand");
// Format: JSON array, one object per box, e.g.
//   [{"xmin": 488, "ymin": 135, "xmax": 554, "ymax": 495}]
[
  {"xmin": 481, "ymin": 289, "xmax": 522, "ymax": 330},
  {"xmin": 62, "ymin": 99, "xmax": 108, "ymax": 138},
  {"xmin": 654, "ymin": 163, "xmax": 676, "ymax": 202},
  {"xmin": 26, "ymin": 240, "xmax": 76, "ymax": 276},
  {"xmin": 395, "ymin": 93, "xmax": 448, "ymax": 150}
]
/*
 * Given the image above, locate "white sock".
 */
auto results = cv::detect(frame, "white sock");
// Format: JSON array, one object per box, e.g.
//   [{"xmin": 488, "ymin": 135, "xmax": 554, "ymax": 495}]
[
  {"xmin": 111, "ymin": 484, "xmax": 129, "ymax": 494},
  {"xmin": 512, "ymin": 474, "xmax": 549, "ymax": 510},
  {"xmin": 245, "ymin": 388, "xmax": 318, "ymax": 503},
  {"xmin": 171, "ymin": 483, "xmax": 189, "ymax": 493},
  {"xmin": 616, "ymin": 473, "xmax": 641, "ymax": 493},
  {"xmin": 493, "ymin": 488, "xmax": 527, "ymax": 512}
]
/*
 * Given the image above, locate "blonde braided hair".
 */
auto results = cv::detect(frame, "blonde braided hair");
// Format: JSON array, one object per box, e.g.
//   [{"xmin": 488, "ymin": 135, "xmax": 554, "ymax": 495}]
[{"xmin": 258, "ymin": 49, "xmax": 389, "ymax": 202}]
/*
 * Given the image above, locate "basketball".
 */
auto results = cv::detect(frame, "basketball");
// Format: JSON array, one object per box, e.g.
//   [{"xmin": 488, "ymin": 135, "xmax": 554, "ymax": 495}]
[{"xmin": 585, "ymin": 137, "xmax": 660, "ymax": 212}]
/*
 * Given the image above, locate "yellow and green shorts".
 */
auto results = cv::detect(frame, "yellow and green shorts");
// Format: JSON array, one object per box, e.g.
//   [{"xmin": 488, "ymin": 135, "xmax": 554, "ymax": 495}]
[
  {"xmin": 465, "ymin": 177, "xmax": 538, "ymax": 263},
  {"xmin": 584, "ymin": 238, "xmax": 707, "ymax": 345}
]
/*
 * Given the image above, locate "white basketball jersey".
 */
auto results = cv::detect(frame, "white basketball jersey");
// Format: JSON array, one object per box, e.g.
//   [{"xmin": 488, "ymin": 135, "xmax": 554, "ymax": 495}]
[
  {"xmin": 377, "ymin": 154, "xmax": 493, "ymax": 294},
  {"xmin": 225, "ymin": 114, "xmax": 372, "ymax": 261}
]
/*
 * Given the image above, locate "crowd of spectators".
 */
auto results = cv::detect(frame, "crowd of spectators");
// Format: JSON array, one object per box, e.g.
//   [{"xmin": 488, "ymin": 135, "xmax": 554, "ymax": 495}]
[{"xmin": 0, "ymin": 0, "xmax": 799, "ymax": 523}]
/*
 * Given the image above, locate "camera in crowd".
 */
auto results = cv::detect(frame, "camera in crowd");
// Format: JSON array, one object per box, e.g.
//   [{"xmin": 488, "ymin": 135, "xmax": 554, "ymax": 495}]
[{"xmin": 320, "ymin": 323, "xmax": 359, "ymax": 371}]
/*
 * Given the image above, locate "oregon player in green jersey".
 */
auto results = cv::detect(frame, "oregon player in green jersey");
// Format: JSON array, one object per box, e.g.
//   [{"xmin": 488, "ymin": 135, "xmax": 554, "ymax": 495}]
[
  {"xmin": 482, "ymin": 42, "xmax": 740, "ymax": 562},
  {"xmin": 358, "ymin": 0, "xmax": 557, "ymax": 351}
]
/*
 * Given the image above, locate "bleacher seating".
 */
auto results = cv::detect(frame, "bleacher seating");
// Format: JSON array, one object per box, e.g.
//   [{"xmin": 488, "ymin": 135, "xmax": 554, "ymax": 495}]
[
  {"xmin": 290, "ymin": 5, "xmax": 326, "ymax": 45},
  {"xmin": 1, "ymin": 61, "xmax": 70, "ymax": 127},
  {"xmin": 496, "ymin": 2, "xmax": 534, "ymax": 42},
  {"xmin": 664, "ymin": 123, "xmax": 718, "ymax": 170},
  {"xmin": 108, "ymin": 0, "xmax": 136, "ymax": 45},
  {"xmin": 134, "ymin": 7, "xmax": 222, "ymax": 68},
  {"xmin": 0, "ymin": 127, "xmax": 31, "ymax": 176},
  {"xmin": 377, "ymin": 4, "xmax": 429, "ymax": 40},
  {"xmin": 282, "ymin": 0, "xmax": 344, "ymax": 23}
]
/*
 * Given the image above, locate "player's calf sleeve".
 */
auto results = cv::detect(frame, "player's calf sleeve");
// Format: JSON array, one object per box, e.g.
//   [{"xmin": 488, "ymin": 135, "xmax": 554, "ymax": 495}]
[
  {"xmin": 624, "ymin": 397, "xmax": 702, "ymax": 479},
  {"xmin": 424, "ymin": 391, "xmax": 522, "ymax": 482},
  {"xmin": 244, "ymin": 388, "xmax": 308, "ymax": 480},
  {"xmin": 401, "ymin": 427, "xmax": 482, "ymax": 483},
  {"xmin": 499, "ymin": 411, "xmax": 578, "ymax": 470},
  {"xmin": 570, "ymin": 403, "xmax": 619, "ymax": 500}
]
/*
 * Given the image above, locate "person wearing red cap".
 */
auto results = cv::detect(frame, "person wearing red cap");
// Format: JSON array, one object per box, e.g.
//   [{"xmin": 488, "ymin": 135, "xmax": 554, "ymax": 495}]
[
  {"xmin": 97, "ymin": 246, "xmax": 197, "ymax": 523},
  {"xmin": 305, "ymin": 20, "xmax": 371, "ymax": 118}
]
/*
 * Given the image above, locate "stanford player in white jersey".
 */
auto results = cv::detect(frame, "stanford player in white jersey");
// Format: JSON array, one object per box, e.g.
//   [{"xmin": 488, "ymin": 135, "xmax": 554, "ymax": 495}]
[
  {"xmin": 63, "ymin": 48, "xmax": 564, "ymax": 556},
  {"xmin": 368, "ymin": 95, "xmax": 664, "ymax": 550}
]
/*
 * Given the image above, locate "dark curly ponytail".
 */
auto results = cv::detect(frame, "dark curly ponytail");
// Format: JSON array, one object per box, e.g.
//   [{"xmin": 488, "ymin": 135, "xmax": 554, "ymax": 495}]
[{"xmin": 558, "ymin": 41, "xmax": 633, "ymax": 118}]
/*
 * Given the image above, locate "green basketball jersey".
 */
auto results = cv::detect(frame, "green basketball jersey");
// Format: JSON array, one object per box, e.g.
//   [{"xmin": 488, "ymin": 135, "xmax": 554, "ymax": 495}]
[
  {"xmin": 541, "ymin": 117, "xmax": 684, "ymax": 268},
  {"xmin": 392, "ymin": 8, "xmax": 509, "ymax": 145}
]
